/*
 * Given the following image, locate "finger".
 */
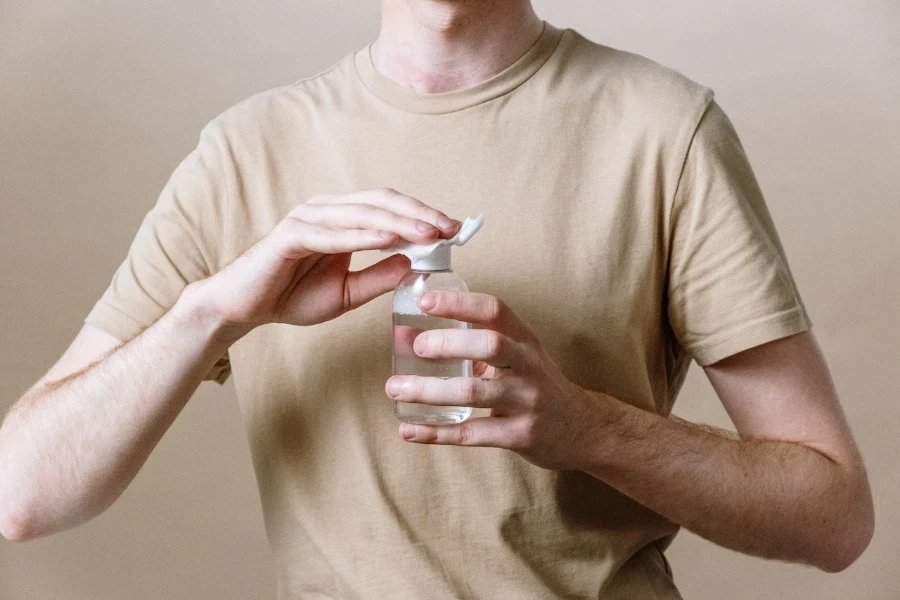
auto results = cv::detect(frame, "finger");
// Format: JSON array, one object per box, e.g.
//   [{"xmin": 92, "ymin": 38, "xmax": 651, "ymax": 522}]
[
  {"xmin": 398, "ymin": 417, "xmax": 516, "ymax": 448},
  {"xmin": 271, "ymin": 220, "xmax": 397, "ymax": 259},
  {"xmin": 413, "ymin": 329, "xmax": 525, "ymax": 370},
  {"xmin": 344, "ymin": 254, "xmax": 411, "ymax": 311},
  {"xmin": 417, "ymin": 292, "xmax": 533, "ymax": 342},
  {"xmin": 308, "ymin": 188, "xmax": 460, "ymax": 236},
  {"xmin": 386, "ymin": 376, "xmax": 507, "ymax": 409},
  {"xmin": 289, "ymin": 203, "xmax": 441, "ymax": 244}
]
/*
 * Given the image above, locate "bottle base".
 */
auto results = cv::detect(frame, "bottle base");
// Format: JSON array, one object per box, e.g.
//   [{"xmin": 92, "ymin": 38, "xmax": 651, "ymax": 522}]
[{"xmin": 394, "ymin": 405, "xmax": 472, "ymax": 425}]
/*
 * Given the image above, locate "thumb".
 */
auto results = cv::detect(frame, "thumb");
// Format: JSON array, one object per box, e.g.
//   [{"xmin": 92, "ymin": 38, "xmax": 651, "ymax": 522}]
[{"xmin": 344, "ymin": 254, "xmax": 411, "ymax": 312}]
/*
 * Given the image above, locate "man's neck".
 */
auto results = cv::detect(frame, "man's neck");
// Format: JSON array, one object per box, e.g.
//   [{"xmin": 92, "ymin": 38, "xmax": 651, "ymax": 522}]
[{"xmin": 373, "ymin": 0, "xmax": 543, "ymax": 94}]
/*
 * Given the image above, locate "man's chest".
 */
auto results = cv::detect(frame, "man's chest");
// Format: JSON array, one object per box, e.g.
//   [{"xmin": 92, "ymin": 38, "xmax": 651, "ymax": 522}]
[
  {"xmin": 225, "ymin": 110, "xmax": 672, "ymax": 406},
  {"xmin": 227, "ymin": 108, "xmax": 667, "ymax": 295}
]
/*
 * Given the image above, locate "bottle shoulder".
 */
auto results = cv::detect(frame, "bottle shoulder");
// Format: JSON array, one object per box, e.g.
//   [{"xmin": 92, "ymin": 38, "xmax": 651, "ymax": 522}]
[
  {"xmin": 396, "ymin": 270, "xmax": 468, "ymax": 292},
  {"xmin": 394, "ymin": 271, "xmax": 468, "ymax": 313}
]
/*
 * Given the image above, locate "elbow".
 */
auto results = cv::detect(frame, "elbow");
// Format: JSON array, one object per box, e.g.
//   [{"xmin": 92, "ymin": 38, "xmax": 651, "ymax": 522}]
[
  {"xmin": 815, "ymin": 487, "xmax": 875, "ymax": 573},
  {"xmin": 0, "ymin": 455, "xmax": 36, "ymax": 542},
  {"xmin": 817, "ymin": 534, "xmax": 871, "ymax": 573},
  {"xmin": 0, "ymin": 510, "xmax": 37, "ymax": 543}
]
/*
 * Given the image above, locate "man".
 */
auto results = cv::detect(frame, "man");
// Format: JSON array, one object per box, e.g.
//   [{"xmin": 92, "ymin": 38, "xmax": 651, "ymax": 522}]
[{"xmin": 0, "ymin": 0, "xmax": 874, "ymax": 598}]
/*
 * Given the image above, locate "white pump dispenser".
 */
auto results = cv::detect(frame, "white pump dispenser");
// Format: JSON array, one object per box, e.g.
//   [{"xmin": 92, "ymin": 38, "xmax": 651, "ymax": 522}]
[{"xmin": 387, "ymin": 215, "xmax": 484, "ymax": 271}]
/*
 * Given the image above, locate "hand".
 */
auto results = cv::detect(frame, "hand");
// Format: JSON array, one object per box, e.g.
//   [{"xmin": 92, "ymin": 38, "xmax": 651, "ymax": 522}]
[
  {"xmin": 385, "ymin": 291, "xmax": 608, "ymax": 470},
  {"xmin": 188, "ymin": 188, "xmax": 459, "ymax": 335}
]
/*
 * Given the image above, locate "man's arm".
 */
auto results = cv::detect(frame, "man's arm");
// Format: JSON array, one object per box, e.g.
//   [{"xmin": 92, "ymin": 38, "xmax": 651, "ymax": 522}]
[
  {"xmin": 0, "ymin": 300, "xmax": 235, "ymax": 542},
  {"xmin": 386, "ymin": 292, "xmax": 875, "ymax": 572},
  {"xmin": 577, "ymin": 331, "xmax": 874, "ymax": 572},
  {"xmin": 0, "ymin": 189, "xmax": 460, "ymax": 542}
]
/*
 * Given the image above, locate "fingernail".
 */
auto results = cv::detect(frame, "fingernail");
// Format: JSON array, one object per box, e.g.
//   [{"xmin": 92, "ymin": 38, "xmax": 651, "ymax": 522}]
[
  {"xmin": 419, "ymin": 293, "xmax": 437, "ymax": 311},
  {"xmin": 413, "ymin": 334, "xmax": 427, "ymax": 355},
  {"xmin": 378, "ymin": 230, "xmax": 394, "ymax": 239},
  {"xmin": 386, "ymin": 377, "xmax": 403, "ymax": 397},
  {"xmin": 415, "ymin": 221, "xmax": 436, "ymax": 232},
  {"xmin": 437, "ymin": 215, "xmax": 454, "ymax": 229},
  {"xmin": 400, "ymin": 424, "xmax": 416, "ymax": 440}
]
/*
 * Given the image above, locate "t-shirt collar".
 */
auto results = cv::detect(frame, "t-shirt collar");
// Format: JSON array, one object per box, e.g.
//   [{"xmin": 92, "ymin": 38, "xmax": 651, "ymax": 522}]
[{"xmin": 354, "ymin": 22, "xmax": 564, "ymax": 115}]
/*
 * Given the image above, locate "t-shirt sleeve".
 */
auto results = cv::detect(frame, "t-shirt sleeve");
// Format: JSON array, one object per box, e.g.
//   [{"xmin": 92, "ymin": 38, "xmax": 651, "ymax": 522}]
[
  {"xmin": 667, "ymin": 99, "xmax": 811, "ymax": 366},
  {"xmin": 85, "ymin": 122, "xmax": 232, "ymax": 383}
]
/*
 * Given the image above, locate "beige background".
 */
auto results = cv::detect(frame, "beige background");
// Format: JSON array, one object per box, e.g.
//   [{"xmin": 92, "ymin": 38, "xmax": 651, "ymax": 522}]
[{"xmin": 1, "ymin": 1, "xmax": 898, "ymax": 598}]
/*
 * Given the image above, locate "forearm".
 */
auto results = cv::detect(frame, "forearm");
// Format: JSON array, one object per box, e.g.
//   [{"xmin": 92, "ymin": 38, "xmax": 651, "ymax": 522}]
[
  {"xmin": 579, "ymin": 392, "xmax": 871, "ymax": 572},
  {"xmin": 0, "ymin": 285, "xmax": 240, "ymax": 540}
]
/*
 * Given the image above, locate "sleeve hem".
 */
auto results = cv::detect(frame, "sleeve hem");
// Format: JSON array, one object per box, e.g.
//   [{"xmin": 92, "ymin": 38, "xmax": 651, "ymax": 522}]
[
  {"xmin": 85, "ymin": 303, "xmax": 147, "ymax": 344},
  {"xmin": 687, "ymin": 307, "xmax": 812, "ymax": 366}
]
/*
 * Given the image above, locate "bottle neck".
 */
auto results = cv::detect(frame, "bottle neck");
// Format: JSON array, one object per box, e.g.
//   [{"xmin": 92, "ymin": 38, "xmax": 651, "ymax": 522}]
[{"xmin": 409, "ymin": 244, "xmax": 451, "ymax": 271}]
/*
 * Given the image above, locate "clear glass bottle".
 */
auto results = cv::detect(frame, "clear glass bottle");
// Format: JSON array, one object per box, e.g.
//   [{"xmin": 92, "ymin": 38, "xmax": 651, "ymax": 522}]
[{"xmin": 392, "ymin": 253, "xmax": 474, "ymax": 425}]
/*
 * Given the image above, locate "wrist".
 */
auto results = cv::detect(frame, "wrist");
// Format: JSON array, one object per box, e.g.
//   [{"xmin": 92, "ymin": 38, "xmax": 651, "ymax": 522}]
[
  {"xmin": 571, "ymin": 387, "xmax": 626, "ymax": 473},
  {"xmin": 173, "ymin": 281, "xmax": 253, "ymax": 348}
]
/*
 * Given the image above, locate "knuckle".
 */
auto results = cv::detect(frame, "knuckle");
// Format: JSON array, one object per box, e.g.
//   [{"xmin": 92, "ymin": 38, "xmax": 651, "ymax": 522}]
[
  {"xmin": 274, "ymin": 218, "xmax": 302, "ymax": 240},
  {"xmin": 484, "ymin": 295, "xmax": 504, "ymax": 322},
  {"xmin": 460, "ymin": 379, "xmax": 481, "ymax": 405},
  {"xmin": 437, "ymin": 332, "xmax": 453, "ymax": 355},
  {"xmin": 304, "ymin": 223, "xmax": 328, "ymax": 237},
  {"xmin": 507, "ymin": 437, "xmax": 525, "ymax": 453},
  {"xmin": 525, "ymin": 387, "xmax": 543, "ymax": 409},
  {"xmin": 377, "ymin": 187, "xmax": 400, "ymax": 197},
  {"xmin": 415, "ymin": 427, "xmax": 434, "ymax": 443},
  {"xmin": 273, "ymin": 219, "xmax": 291, "ymax": 236},
  {"xmin": 278, "ymin": 214, "xmax": 299, "ymax": 228},
  {"xmin": 417, "ymin": 379, "xmax": 434, "ymax": 399},
  {"xmin": 307, "ymin": 193, "xmax": 331, "ymax": 205},
  {"xmin": 505, "ymin": 423, "xmax": 528, "ymax": 452},
  {"xmin": 345, "ymin": 206, "xmax": 371, "ymax": 227},
  {"xmin": 482, "ymin": 331, "xmax": 502, "ymax": 357},
  {"xmin": 520, "ymin": 417, "xmax": 539, "ymax": 446},
  {"xmin": 457, "ymin": 423, "xmax": 473, "ymax": 445}
]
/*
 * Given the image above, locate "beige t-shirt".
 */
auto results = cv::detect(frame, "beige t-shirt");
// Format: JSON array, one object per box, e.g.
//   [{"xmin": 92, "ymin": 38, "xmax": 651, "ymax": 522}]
[{"xmin": 87, "ymin": 23, "xmax": 810, "ymax": 600}]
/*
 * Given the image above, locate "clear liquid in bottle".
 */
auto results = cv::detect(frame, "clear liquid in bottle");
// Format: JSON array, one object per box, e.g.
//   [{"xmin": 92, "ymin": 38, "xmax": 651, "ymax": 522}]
[{"xmin": 392, "ymin": 270, "xmax": 473, "ymax": 424}]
